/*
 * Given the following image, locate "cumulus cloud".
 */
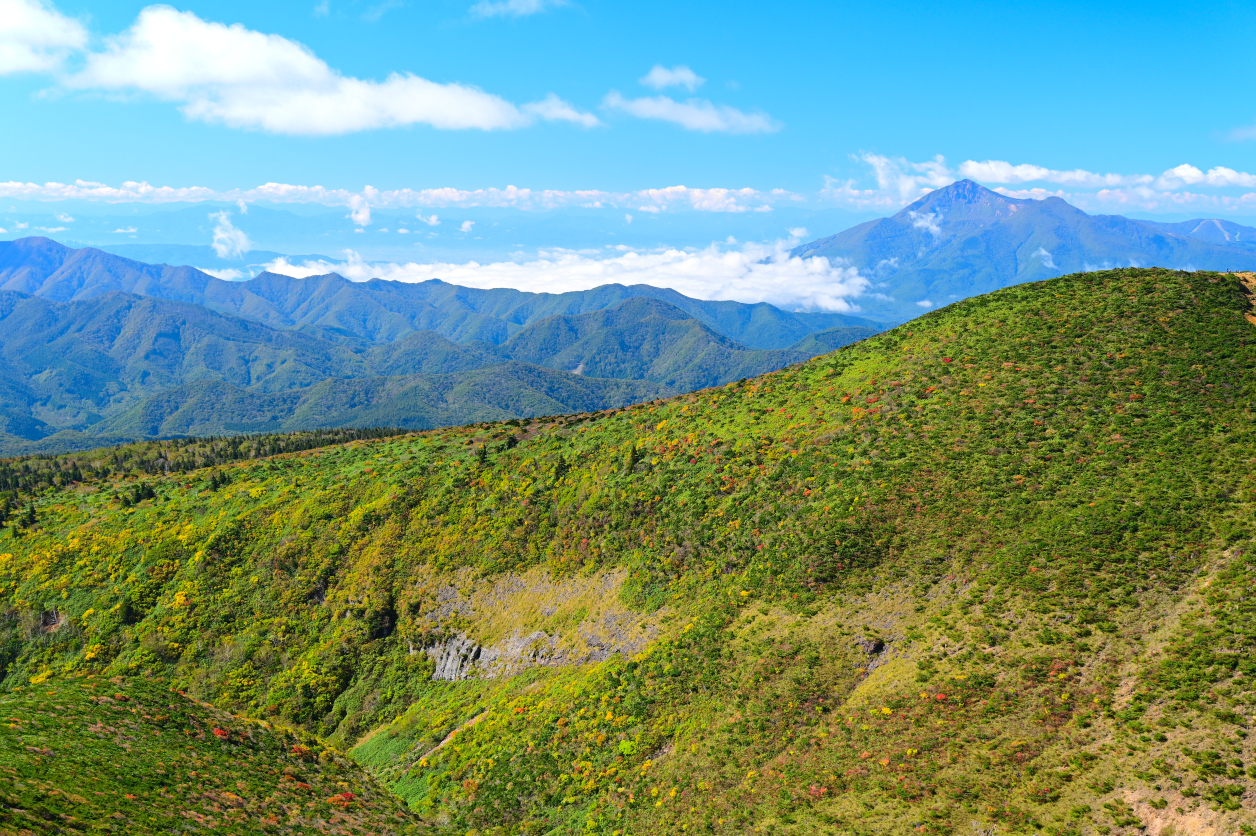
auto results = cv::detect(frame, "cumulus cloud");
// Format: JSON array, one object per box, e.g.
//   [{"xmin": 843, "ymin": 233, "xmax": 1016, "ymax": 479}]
[
  {"xmin": 639, "ymin": 65, "xmax": 704, "ymax": 92},
  {"xmin": 459, "ymin": 220, "xmax": 475, "ymax": 232},
  {"xmin": 111, "ymin": 226, "xmax": 137, "ymax": 233},
  {"xmin": 1033, "ymin": 246, "xmax": 1056, "ymax": 269},
  {"xmin": 916, "ymin": 299, "xmax": 933, "ymax": 308},
  {"xmin": 603, "ymin": 91, "xmax": 780, "ymax": 134},
  {"xmin": 62, "ymin": 5, "xmax": 594, "ymax": 135},
  {"xmin": 417, "ymin": 213, "xmax": 440, "ymax": 226},
  {"xmin": 469, "ymin": 0, "xmax": 567, "ymax": 18},
  {"xmin": 54, "ymin": 211, "xmax": 73, "ymax": 222},
  {"xmin": 210, "ymin": 211, "xmax": 252, "ymax": 258},
  {"xmin": 263, "ymin": 236, "xmax": 869, "ymax": 312},
  {"xmin": 821, "ymin": 153, "xmax": 954, "ymax": 209},
  {"xmin": 0, "ymin": 0, "xmax": 87, "ymax": 74}
]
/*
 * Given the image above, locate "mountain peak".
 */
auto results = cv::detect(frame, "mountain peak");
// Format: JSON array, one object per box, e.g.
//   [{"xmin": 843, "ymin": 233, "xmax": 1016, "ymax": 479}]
[{"xmin": 894, "ymin": 179, "xmax": 1023, "ymax": 218}]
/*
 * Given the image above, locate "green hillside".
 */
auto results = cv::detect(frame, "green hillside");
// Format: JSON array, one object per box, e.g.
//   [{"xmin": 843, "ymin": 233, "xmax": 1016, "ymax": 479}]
[
  {"xmin": 0, "ymin": 676, "xmax": 423, "ymax": 834},
  {"xmin": 1, "ymin": 268, "xmax": 1253, "ymax": 835}
]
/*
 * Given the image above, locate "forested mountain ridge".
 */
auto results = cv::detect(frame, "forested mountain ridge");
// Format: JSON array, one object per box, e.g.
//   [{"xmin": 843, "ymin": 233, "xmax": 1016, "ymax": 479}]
[
  {"xmin": 0, "ymin": 289, "xmax": 867, "ymax": 453},
  {"xmin": 1, "ymin": 268, "xmax": 1253, "ymax": 835}
]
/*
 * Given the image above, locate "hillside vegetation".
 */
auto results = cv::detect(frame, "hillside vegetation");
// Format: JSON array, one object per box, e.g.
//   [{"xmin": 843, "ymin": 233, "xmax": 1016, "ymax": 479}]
[
  {"xmin": 1, "ymin": 268, "xmax": 1254, "ymax": 835},
  {"xmin": 0, "ymin": 676, "xmax": 421, "ymax": 834}
]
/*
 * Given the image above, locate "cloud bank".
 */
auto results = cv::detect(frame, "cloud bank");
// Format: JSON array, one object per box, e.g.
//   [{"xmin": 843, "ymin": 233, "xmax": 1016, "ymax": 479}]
[
  {"xmin": 0, "ymin": 179, "xmax": 796, "ymax": 221},
  {"xmin": 263, "ymin": 235, "xmax": 869, "ymax": 312}
]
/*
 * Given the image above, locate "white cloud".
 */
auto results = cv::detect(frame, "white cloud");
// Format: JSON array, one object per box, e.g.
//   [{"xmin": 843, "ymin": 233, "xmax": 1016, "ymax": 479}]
[
  {"xmin": 264, "ymin": 236, "xmax": 869, "ymax": 312},
  {"xmin": 521, "ymin": 93, "xmax": 601, "ymax": 128},
  {"xmin": 469, "ymin": 0, "xmax": 567, "ymax": 18},
  {"xmin": 198, "ymin": 266, "xmax": 246, "ymax": 280},
  {"xmin": 54, "ymin": 211, "xmax": 73, "ymax": 222},
  {"xmin": 908, "ymin": 210, "xmax": 940, "ymax": 237},
  {"xmin": 958, "ymin": 160, "xmax": 1147, "ymax": 188},
  {"xmin": 635, "ymin": 185, "xmax": 770, "ymax": 213},
  {"xmin": 313, "ymin": 0, "xmax": 330, "ymax": 16},
  {"xmin": 0, "ymin": 0, "xmax": 87, "ymax": 74},
  {"xmin": 0, "ymin": 178, "xmax": 798, "ymax": 218},
  {"xmin": 210, "ymin": 211, "xmax": 252, "ymax": 258},
  {"xmin": 1033, "ymin": 246, "xmax": 1056, "ymax": 269},
  {"xmin": 0, "ymin": 228, "xmax": 7, "ymax": 234},
  {"xmin": 236, "ymin": 199, "xmax": 249, "ymax": 213},
  {"xmin": 1155, "ymin": 163, "xmax": 1256, "ymax": 189},
  {"xmin": 624, "ymin": 214, "xmax": 632, "ymax": 223},
  {"xmin": 639, "ymin": 65, "xmax": 704, "ymax": 92},
  {"xmin": 363, "ymin": 0, "xmax": 403, "ymax": 22},
  {"xmin": 63, "ymin": 6, "xmax": 592, "ymax": 135},
  {"xmin": 916, "ymin": 299, "xmax": 933, "ymax": 308},
  {"xmin": 38, "ymin": 226, "xmax": 67, "ymax": 232},
  {"xmin": 417, "ymin": 213, "xmax": 440, "ymax": 225},
  {"xmin": 111, "ymin": 226, "xmax": 137, "ymax": 233},
  {"xmin": 459, "ymin": 220, "xmax": 475, "ymax": 232},
  {"xmin": 821, "ymin": 153, "xmax": 954, "ymax": 209},
  {"xmin": 347, "ymin": 193, "xmax": 371, "ymax": 225},
  {"xmin": 603, "ymin": 91, "xmax": 780, "ymax": 134},
  {"xmin": 821, "ymin": 153, "xmax": 1256, "ymax": 216}
]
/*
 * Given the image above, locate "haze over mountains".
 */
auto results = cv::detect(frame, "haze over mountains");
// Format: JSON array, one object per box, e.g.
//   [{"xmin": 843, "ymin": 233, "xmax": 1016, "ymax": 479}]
[{"xmin": 793, "ymin": 179, "xmax": 1256, "ymax": 321}]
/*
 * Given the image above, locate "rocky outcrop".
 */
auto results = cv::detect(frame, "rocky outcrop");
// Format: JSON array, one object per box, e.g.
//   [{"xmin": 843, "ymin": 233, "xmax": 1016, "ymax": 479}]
[{"xmin": 414, "ymin": 568, "xmax": 663, "ymax": 682}]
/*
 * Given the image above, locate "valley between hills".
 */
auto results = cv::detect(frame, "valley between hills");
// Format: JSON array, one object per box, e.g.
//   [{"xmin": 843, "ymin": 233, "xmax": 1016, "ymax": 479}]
[{"xmin": 1, "ymin": 267, "xmax": 1254, "ymax": 835}]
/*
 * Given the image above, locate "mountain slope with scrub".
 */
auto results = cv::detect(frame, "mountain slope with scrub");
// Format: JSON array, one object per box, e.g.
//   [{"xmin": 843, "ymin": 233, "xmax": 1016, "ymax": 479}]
[{"xmin": 0, "ymin": 268, "xmax": 1254, "ymax": 835}]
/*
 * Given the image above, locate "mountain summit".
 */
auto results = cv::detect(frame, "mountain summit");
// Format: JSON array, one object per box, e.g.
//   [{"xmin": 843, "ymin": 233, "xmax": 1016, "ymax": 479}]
[{"xmin": 795, "ymin": 179, "xmax": 1256, "ymax": 321}]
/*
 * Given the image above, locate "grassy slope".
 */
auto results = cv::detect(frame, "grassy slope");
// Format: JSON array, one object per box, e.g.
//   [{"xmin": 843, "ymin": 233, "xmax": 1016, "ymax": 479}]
[
  {"xmin": 1, "ymin": 268, "xmax": 1254, "ymax": 835},
  {"xmin": 0, "ymin": 676, "xmax": 422, "ymax": 834}
]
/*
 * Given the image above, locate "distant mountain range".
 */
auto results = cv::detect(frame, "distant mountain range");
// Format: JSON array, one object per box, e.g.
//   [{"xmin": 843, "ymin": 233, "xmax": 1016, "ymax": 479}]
[
  {"xmin": 0, "ymin": 239, "xmax": 879, "ymax": 454},
  {"xmin": 793, "ymin": 179, "xmax": 1256, "ymax": 321}
]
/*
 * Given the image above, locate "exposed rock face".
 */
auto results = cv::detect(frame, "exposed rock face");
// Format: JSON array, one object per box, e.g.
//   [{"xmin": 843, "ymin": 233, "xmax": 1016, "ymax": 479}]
[
  {"xmin": 856, "ymin": 636, "xmax": 896, "ymax": 673},
  {"xmin": 429, "ymin": 635, "xmax": 482, "ymax": 681},
  {"xmin": 416, "ymin": 568, "xmax": 662, "ymax": 681}
]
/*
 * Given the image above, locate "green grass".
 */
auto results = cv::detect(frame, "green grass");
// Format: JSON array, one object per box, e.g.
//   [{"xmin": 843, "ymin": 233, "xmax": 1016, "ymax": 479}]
[{"xmin": 0, "ymin": 268, "xmax": 1253, "ymax": 835}]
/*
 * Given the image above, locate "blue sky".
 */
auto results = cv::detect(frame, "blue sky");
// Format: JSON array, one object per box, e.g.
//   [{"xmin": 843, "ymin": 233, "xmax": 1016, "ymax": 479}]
[
  {"xmin": 4, "ymin": 0, "xmax": 1256, "ymax": 206},
  {"xmin": 5, "ymin": 0, "xmax": 1256, "ymax": 311}
]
